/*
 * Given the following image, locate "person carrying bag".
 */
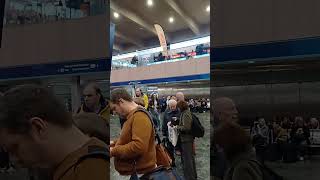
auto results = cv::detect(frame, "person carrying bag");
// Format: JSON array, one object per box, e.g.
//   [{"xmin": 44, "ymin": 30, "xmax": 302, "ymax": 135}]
[
  {"xmin": 132, "ymin": 107, "xmax": 183, "ymax": 180},
  {"xmin": 110, "ymin": 88, "xmax": 182, "ymax": 180}
]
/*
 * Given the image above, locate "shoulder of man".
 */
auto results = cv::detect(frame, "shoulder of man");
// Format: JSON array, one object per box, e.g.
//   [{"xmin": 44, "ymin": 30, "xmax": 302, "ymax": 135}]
[
  {"xmin": 133, "ymin": 108, "xmax": 154, "ymax": 127},
  {"xmin": 54, "ymin": 140, "xmax": 109, "ymax": 180},
  {"xmin": 134, "ymin": 108, "xmax": 151, "ymax": 120},
  {"xmin": 232, "ymin": 160, "xmax": 263, "ymax": 180},
  {"xmin": 74, "ymin": 156, "xmax": 109, "ymax": 180}
]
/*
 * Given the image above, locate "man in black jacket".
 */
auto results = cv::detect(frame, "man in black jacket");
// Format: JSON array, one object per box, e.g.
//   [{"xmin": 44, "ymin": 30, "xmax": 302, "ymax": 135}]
[{"xmin": 162, "ymin": 99, "xmax": 180, "ymax": 166}]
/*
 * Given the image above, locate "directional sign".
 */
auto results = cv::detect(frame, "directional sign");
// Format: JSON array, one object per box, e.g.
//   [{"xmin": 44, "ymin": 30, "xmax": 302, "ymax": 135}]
[{"xmin": 0, "ymin": 58, "xmax": 111, "ymax": 80}]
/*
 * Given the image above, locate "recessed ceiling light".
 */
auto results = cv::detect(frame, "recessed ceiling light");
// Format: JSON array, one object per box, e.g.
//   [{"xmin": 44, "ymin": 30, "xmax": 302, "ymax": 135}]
[
  {"xmin": 169, "ymin": 17, "xmax": 174, "ymax": 23},
  {"xmin": 147, "ymin": 0, "xmax": 153, "ymax": 6},
  {"xmin": 206, "ymin": 5, "xmax": 210, "ymax": 12},
  {"xmin": 113, "ymin": 12, "xmax": 119, "ymax": 18}
]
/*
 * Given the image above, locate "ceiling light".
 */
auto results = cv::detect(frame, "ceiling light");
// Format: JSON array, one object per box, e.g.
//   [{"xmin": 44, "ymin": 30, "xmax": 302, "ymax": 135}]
[
  {"xmin": 147, "ymin": 0, "xmax": 153, "ymax": 6},
  {"xmin": 169, "ymin": 17, "xmax": 174, "ymax": 23},
  {"xmin": 206, "ymin": 5, "xmax": 210, "ymax": 12},
  {"xmin": 113, "ymin": 12, "xmax": 119, "ymax": 18}
]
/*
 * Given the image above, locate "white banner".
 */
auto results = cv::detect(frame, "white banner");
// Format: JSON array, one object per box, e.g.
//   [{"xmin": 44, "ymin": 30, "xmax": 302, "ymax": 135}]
[{"xmin": 154, "ymin": 24, "xmax": 168, "ymax": 57}]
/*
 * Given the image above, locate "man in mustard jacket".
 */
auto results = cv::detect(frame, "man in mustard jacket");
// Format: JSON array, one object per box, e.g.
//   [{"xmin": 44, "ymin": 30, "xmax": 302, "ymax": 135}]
[
  {"xmin": 135, "ymin": 87, "xmax": 149, "ymax": 109},
  {"xmin": 110, "ymin": 88, "xmax": 156, "ymax": 178}
]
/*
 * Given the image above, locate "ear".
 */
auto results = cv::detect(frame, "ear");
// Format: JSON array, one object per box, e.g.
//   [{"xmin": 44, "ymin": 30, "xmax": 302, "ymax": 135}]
[{"xmin": 29, "ymin": 117, "xmax": 48, "ymax": 140}]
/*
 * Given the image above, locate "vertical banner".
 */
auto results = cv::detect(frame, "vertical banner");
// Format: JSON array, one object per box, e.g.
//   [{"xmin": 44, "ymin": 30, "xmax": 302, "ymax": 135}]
[
  {"xmin": 154, "ymin": 24, "xmax": 168, "ymax": 57},
  {"xmin": 0, "ymin": 0, "xmax": 5, "ymax": 48}
]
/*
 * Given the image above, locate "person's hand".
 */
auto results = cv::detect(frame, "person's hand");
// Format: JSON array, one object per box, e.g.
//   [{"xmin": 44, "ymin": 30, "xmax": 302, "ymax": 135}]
[
  {"xmin": 110, "ymin": 140, "xmax": 115, "ymax": 147},
  {"xmin": 110, "ymin": 147, "xmax": 114, "ymax": 157}
]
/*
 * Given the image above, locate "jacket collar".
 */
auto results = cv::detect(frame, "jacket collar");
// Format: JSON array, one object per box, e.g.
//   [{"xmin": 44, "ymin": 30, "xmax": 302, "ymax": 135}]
[
  {"xmin": 126, "ymin": 107, "xmax": 139, "ymax": 120},
  {"xmin": 82, "ymin": 101, "xmax": 107, "ymax": 114}
]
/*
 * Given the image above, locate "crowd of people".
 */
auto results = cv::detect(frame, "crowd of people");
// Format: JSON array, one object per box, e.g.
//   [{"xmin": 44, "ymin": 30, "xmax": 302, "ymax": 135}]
[
  {"xmin": 148, "ymin": 94, "xmax": 210, "ymax": 115},
  {"xmin": 187, "ymin": 98, "xmax": 210, "ymax": 113},
  {"xmin": 212, "ymin": 97, "xmax": 267, "ymax": 180},
  {"xmin": 4, "ymin": 8, "xmax": 66, "ymax": 26},
  {"xmin": 211, "ymin": 97, "xmax": 320, "ymax": 180},
  {"xmin": 110, "ymin": 88, "xmax": 204, "ymax": 180},
  {"xmin": 249, "ymin": 115, "xmax": 319, "ymax": 164},
  {"xmin": 4, "ymin": 3, "xmax": 89, "ymax": 26}
]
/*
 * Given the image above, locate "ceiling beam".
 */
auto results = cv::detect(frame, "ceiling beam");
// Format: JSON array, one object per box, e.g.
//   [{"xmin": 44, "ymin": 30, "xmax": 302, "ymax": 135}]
[
  {"xmin": 164, "ymin": 0, "xmax": 200, "ymax": 35},
  {"xmin": 115, "ymin": 31, "xmax": 144, "ymax": 48},
  {"xmin": 111, "ymin": 2, "xmax": 157, "ymax": 35}
]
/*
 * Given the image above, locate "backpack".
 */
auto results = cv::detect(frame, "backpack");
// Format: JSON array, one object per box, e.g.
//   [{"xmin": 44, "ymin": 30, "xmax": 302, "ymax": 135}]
[{"xmin": 191, "ymin": 113, "xmax": 205, "ymax": 138}]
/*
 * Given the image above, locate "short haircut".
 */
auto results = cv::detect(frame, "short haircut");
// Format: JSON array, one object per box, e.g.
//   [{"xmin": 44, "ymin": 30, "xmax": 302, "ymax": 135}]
[
  {"xmin": 133, "ymin": 97, "xmax": 145, "ymax": 107},
  {"xmin": 177, "ymin": 100, "xmax": 189, "ymax": 112},
  {"xmin": 73, "ymin": 113, "xmax": 109, "ymax": 143},
  {"xmin": 84, "ymin": 82, "xmax": 105, "ymax": 103},
  {"xmin": 0, "ymin": 84, "xmax": 72, "ymax": 133},
  {"xmin": 110, "ymin": 88, "xmax": 133, "ymax": 104},
  {"xmin": 168, "ymin": 99, "xmax": 177, "ymax": 107}
]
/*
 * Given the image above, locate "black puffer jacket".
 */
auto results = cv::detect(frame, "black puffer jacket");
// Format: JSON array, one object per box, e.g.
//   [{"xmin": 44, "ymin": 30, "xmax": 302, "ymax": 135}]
[{"xmin": 162, "ymin": 109, "xmax": 180, "ymax": 137}]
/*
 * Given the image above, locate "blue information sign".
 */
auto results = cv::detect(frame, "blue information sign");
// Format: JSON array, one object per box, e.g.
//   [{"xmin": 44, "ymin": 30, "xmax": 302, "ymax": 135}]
[{"xmin": 212, "ymin": 36, "xmax": 320, "ymax": 65}]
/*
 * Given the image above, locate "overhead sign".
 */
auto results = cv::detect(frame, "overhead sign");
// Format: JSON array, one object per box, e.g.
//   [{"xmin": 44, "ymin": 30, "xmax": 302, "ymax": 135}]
[
  {"xmin": 0, "ymin": 59, "xmax": 110, "ymax": 80},
  {"xmin": 154, "ymin": 24, "xmax": 168, "ymax": 57},
  {"xmin": 0, "ymin": 21, "xmax": 115, "ymax": 80}
]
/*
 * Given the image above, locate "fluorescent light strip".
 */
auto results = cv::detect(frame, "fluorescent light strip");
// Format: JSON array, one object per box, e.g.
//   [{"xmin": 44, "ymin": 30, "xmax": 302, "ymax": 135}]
[
  {"xmin": 112, "ymin": 36, "xmax": 210, "ymax": 61},
  {"xmin": 170, "ymin": 36, "xmax": 210, "ymax": 50}
]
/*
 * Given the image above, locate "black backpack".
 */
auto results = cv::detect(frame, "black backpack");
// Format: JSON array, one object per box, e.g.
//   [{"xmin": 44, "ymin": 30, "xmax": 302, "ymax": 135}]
[{"xmin": 191, "ymin": 113, "xmax": 205, "ymax": 138}]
